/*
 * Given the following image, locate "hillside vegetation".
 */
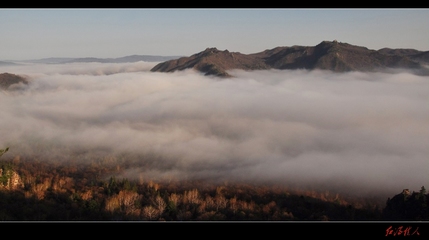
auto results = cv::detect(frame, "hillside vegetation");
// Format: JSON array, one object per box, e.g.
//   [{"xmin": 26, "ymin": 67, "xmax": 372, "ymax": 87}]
[{"xmin": 0, "ymin": 152, "xmax": 424, "ymax": 221}]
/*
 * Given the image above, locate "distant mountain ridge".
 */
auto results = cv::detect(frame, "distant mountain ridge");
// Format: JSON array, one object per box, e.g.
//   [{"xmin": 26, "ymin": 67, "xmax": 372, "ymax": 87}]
[
  {"xmin": 18, "ymin": 55, "xmax": 183, "ymax": 64},
  {"xmin": 0, "ymin": 61, "xmax": 19, "ymax": 66},
  {"xmin": 151, "ymin": 40, "xmax": 429, "ymax": 77}
]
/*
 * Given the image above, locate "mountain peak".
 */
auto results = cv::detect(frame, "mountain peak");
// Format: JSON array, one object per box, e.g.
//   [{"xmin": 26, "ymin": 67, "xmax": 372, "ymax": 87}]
[
  {"xmin": 317, "ymin": 40, "xmax": 339, "ymax": 46},
  {"xmin": 201, "ymin": 47, "xmax": 221, "ymax": 55},
  {"xmin": 204, "ymin": 47, "xmax": 218, "ymax": 52},
  {"xmin": 201, "ymin": 47, "xmax": 232, "ymax": 55}
]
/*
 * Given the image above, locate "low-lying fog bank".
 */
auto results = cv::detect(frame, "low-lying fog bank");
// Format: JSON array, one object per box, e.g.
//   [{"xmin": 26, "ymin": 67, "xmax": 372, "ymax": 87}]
[{"xmin": 1, "ymin": 62, "xmax": 428, "ymax": 198}]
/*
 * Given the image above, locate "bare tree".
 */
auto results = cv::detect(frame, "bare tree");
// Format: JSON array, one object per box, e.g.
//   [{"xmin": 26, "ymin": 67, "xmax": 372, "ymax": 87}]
[
  {"xmin": 183, "ymin": 189, "xmax": 200, "ymax": 205},
  {"xmin": 0, "ymin": 147, "xmax": 9, "ymax": 158},
  {"xmin": 214, "ymin": 195, "xmax": 227, "ymax": 212},
  {"xmin": 154, "ymin": 195, "xmax": 166, "ymax": 213},
  {"xmin": 142, "ymin": 205, "xmax": 158, "ymax": 220},
  {"xmin": 228, "ymin": 196, "xmax": 238, "ymax": 214},
  {"xmin": 32, "ymin": 179, "xmax": 50, "ymax": 200},
  {"xmin": 169, "ymin": 193, "xmax": 181, "ymax": 207},
  {"xmin": 105, "ymin": 190, "xmax": 141, "ymax": 215},
  {"xmin": 204, "ymin": 195, "xmax": 215, "ymax": 210}
]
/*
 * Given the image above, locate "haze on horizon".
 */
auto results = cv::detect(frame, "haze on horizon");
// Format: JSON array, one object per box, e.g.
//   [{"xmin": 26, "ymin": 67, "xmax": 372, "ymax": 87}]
[
  {"xmin": 1, "ymin": 8, "xmax": 429, "ymax": 60},
  {"xmin": 0, "ymin": 62, "xmax": 428, "ymax": 199}
]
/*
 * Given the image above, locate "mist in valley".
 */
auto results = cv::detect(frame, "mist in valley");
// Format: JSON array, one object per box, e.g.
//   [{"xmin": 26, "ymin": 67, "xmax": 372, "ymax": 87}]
[{"xmin": 1, "ymin": 61, "xmax": 428, "ymax": 199}]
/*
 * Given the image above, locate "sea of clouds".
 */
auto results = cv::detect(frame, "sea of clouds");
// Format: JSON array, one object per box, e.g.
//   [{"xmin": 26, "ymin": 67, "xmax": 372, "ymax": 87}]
[{"xmin": 1, "ymin": 61, "xmax": 428, "ymax": 197}]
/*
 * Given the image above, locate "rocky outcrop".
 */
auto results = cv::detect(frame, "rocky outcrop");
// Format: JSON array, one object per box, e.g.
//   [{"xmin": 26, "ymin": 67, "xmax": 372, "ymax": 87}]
[{"xmin": 0, "ymin": 72, "xmax": 28, "ymax": 90}]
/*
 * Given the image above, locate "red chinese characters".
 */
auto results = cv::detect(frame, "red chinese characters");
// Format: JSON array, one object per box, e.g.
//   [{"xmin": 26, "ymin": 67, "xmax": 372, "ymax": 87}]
[{"xmin": 385, "ymin": 226, "xmax": 420, "ymax": 237}]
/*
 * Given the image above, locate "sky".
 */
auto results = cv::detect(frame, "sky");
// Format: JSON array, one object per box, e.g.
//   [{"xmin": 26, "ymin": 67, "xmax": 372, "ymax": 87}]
[{"xmin": 1, "ymin": 8, "xmax": 429, "ymax": 60}]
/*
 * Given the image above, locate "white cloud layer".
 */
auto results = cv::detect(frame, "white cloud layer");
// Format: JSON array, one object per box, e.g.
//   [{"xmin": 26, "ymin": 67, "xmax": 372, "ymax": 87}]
[{"xmin": 1, "ymin": 62, "xmax": 428, "ymax": 197}]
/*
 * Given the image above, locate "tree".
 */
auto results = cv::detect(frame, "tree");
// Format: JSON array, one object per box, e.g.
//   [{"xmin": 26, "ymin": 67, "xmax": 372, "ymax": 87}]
[
  {"xmin": 214, "ymin": 195, "xmax": 227, "ymax": 212},
  {"xmin": 0, "ymin": 147, "xmax": 9, "ymax": 158},
  {"xmin": 105, "ymin": 190, "xmax": 141, "ymax": 215},
  {"xmin": 142, "ymin": 205, "xmax": 158, "ymax": 220},
  {"xmin": 154, "ymin": 195, "xmax": 166, "ymax": 213},
  {"xmin": 228, "ymin": 196, "xmax": 238, "ymax": 214},
  {"xmin": 183, "ymin": 189, "xmax": 200, "ymax": 205},
  {"xmin": 418, "ymin": 186, "xmax": 427, "ymax": 219},
  {"xmin": 419, "ymin": 186, "xmax": 426, "ymax": 196}
]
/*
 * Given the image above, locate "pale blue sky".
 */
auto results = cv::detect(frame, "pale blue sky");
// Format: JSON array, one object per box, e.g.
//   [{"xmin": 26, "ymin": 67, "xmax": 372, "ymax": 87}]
[{"xmin": 1, "ymin": 8, "xmax": 428, "ymax": 60}]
